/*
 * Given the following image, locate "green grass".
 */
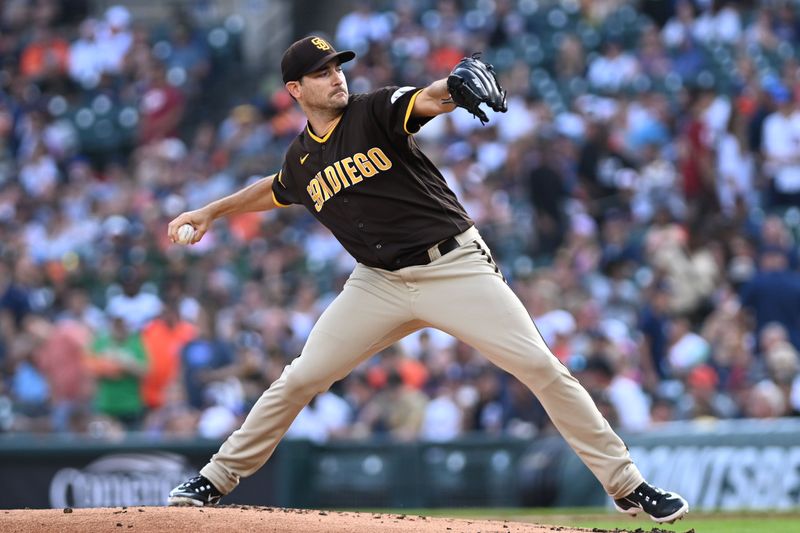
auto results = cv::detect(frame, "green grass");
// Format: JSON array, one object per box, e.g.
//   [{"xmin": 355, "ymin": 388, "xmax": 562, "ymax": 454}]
[{"xmin": 359, "ymin": 507, "xmax": 800, "ymax": 533}]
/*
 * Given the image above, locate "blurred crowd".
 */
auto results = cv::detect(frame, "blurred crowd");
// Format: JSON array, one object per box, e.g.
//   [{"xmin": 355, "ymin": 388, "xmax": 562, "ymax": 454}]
[{"xmin": 1, "ymin": 0, "xmax": 800, "ymax": 445}]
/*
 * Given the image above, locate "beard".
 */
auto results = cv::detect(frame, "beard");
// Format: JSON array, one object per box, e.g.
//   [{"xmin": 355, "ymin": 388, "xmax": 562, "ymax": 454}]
[
  {"xmin": 307, "ymin": 91, "xmax": 348, "ymax": 115},
  {"xmin": 328, "ymin": 89, "xmax": 349, "ymax": 109}
]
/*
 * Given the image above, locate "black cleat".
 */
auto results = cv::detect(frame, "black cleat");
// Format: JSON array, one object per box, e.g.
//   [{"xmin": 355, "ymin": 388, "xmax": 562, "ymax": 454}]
[
  {"xmin": 168, "ymin": 475, "xmax": 223, "ymax": 507},
  {"xmin": 614, "ymin": 481, "xmax": 689, "ymax": 523}
]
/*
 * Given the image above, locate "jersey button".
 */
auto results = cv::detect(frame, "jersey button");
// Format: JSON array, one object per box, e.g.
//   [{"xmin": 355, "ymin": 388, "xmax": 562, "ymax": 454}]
[
  {"xmin": 343, "ymin": 198, "xmax": 349, "ymax": 204},
  {"xmin": 375, "ymin": 244, "xmax": 382, "ymax": 249}
]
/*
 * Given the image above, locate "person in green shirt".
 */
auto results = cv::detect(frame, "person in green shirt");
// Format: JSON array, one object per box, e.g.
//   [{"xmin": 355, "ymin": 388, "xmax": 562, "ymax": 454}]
[{"xmin": 89, "ymin": 315, "xmax": 148, "ymax": 428}]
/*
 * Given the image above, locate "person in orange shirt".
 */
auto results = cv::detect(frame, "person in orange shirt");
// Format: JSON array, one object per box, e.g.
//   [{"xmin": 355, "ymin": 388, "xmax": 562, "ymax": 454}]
[
  {"xmin": 20, "ymin": 26, "xmax": 70, "ymax": 82},
  {"xmin": 141, "ymin": 302, "xmax": 197, "ymax": 409}
]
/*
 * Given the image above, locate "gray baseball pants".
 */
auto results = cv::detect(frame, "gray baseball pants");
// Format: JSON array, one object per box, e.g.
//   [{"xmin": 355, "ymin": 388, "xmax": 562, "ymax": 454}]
[{"xmin": 200, "ymin": 226, "xmax": 644, "ymax": 499}]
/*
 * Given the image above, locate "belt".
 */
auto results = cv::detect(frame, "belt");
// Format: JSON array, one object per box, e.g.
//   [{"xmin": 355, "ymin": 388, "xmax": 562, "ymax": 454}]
[
  {"xmin": 401, "ymin": 226, "xmax": 478, "ymax": 268},
  {"xmin": 428, "ymin": 235, "xmax": 461, "ymax": 261}
]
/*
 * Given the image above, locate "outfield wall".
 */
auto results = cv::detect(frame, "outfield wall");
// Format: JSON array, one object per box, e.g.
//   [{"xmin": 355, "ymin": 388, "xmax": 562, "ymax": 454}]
[
  {"xmin": 1, "ymin": 419, "xmax": 798, "ymax": 510},
  {"xmin": 555, "ymin": 418, "xmax": 800, "ymax": 511}
]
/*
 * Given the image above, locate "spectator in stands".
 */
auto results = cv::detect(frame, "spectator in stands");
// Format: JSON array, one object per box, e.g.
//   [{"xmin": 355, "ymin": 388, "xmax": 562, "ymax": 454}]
[
  {"xmin": 744, "ymin": 379, "xmax": 788, "ymax": 418},
  {"xmin": 666, "ymin": 316, "xmax": 711, "ymax": 378},
  {"xmin": 587, "ymin": 38, "xmax": 640, "ymax": 93},
  {"xmin": 791, "ymin": 367, "xmax": 800, "ymax": 415},
  {"xmin": 122, "ymin": 24, "xmax": 155, "ymax": 80},
  {"xmin": 138, "ymin": 60, "xmax": 186, "ymax": 145},
  {"xmin": 662, "ymin": 0, "xmax": 698, "ymax": 48},
  {"xmin": 744, "ymin": 8, "xmax": 779, "ymax": 51},
  {"xmin": 680, "ymin": 89, "xmax": 718, "ymax": 219},
  {"xmin": 286, "ymin": 388, "xmax": 352, "ymax": 443},
  {"xmin": 6, "ymin": 323, "xmax": 50, "ymax": 429},
  {"xmin": 631, "ymin": 142, "xmax": 684, "ymax": 223},
  {"xmin": 674, "ymin": 364, "xmax": 739, "ymax": 420},
  {"xmin": 216, "ymin": 104, "xmax": 271, "ymax": 175},
  {"xmin": 701, "ymin": 287, "xmax": 754, "ymax": 392},
  {"xmin": 716, "ymin": 104, "xmax": 756, "ymax": 216},
  {"xmin": 757, "ymin": 214, "xmax": 798, "ymax": 268},
  {"xmin": 19, "ymin": 26, "xmax": 69, "ymax": 84},
  {"xmin": 554, "ymin": 34, "xmax": 586, "ymax": 83},
  {"xmin": 485, "ymin": 0, "xmax": 525, "ymax": 48},
  {"xmin": 164, "ymin": 23, "xmax": 210, "ymax": 99},
  {"xmin": 87, "ymin": 312, "xmax": 148, "ymax": 429},
  {"xmin": 141, "ymin": 301, "xmax": 196, "ymax": 410},
  {"xmin": 335, "ymin": 0, "xmax": 391, "ymax": 54},
  {"xmin": 671, "ymin": 30, "xmax": 708, "ymax": 81},
  {"xmin": 527, "ymin": 137, "xmax": 570, "ymax": 257},
  {"xmin": 58, "ymin": 286, "xmax": 107, "ymax": 334},
  {"xmin": 105, "ymin": 269, "xmax": 163, "ymax": 332},
  {"xmin": 740, "ymin": 246, "xmax": 800, "ymax": 351},
  {"xmin": 96, "ymin": 5, "xmax": 132, "ymax": 75},
  {"xmin": 68, "ymin": 18, "xmax": 105, "ymax": 89},
  {"xmin": 577, "ymin": 120, "xmax": 636, "ymax": 216},
  {"xmin": 644, "ymin": 220, "xmax": 718, "ymax": 318},
  {"xmin": 774, "ymin": 2, "xmax": 800, "ymax": 43},
  {"xmin": 580, "ymin": 354, "xmax": 652, "ymax": 432},
  {"xmin": 464, "ymin": 367, "xmax": 506, "ymax": 435},
  {"xmin": 359, "ymin": 370, "xmax": 428, "ymax": 441},
  {"xmin": 28, "ymin": 315, "xmax": 93, "ymax": 432},
  {"xmin": 181, "ymin": 310, "xmax": 235, "ymax": 410},
  {"xmin": 694, "ymin": 0, "xmax": 742, "ymax": 45},
  {"xmin": 763, "ymin": 340, "xmax": 798, "ymax": 412},
  {"xmin": 18, "ymin": 141, "xmax": 58, "ymax": 201},
  {"xmin": 420, "ymin": 374, "xmax": 463, "ymax": 441},
  {"xmin": 761, "ymin": 84, "xmax": 800, "ymax": 207},
  {"xmin": 0, "ymin": 259, "xmax": 32, "ymax": 330},
  {"xmin": 142, "ymin": 382, "xmax": 200, "ymax": 437},
  {"xmin": 197, "ymin": 397, "xmax": 241, "ymax": 439},
  {"xmin": 637, "ymin": 25, "xmax": 672, "ymax": 80},
  {"xmin": 341, "ymin": 372, "xmax": 376, "ymax": 438}
]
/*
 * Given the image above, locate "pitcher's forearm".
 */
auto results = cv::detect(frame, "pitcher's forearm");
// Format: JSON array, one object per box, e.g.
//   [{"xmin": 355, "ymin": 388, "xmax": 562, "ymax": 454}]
[
  {"xmin": 412, "ymin": 79, "xmax": 456, "ymax": 117},
  {"xmin": 205, "ymin": 174, "xmax": 279, "ymax": 219}
]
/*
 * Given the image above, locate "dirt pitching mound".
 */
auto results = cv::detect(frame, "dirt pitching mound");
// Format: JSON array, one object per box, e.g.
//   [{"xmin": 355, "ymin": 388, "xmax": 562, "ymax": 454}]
[{"xmin": 0, "ymin": 505, "xmax": 668, "ymax": 533}]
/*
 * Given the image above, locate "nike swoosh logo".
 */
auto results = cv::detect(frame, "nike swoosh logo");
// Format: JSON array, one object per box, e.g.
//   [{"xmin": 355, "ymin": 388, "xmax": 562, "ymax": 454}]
[
  {"xmin": 391, "ymin": 86, "xmax": 415, "ymax": 104},
  {"xmin": 300, "ymin": 153, "xmax": 309, "ymax": 164}
]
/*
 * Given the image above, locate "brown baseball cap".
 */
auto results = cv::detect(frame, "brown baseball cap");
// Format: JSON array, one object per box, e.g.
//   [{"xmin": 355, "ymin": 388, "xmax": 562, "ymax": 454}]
[{"xmin": 281, "ymin": 36, "xmax": 356, "ymax": 84}]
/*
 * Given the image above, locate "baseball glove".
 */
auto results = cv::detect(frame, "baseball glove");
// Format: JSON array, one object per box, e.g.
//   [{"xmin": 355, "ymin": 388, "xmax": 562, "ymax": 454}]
[{"xmin": 446, "ymin": 53, "xmax": 508, "ymax": 124}]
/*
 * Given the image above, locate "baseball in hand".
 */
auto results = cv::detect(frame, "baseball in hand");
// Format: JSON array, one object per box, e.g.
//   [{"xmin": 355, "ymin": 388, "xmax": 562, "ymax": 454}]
[{"xmin": 176, "ymin": 224, "xmax": 196, "ymax": 245}]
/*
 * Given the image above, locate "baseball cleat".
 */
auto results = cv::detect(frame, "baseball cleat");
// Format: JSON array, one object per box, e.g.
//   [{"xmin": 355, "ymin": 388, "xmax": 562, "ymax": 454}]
[
  {"xmin": 614, "ymin": 481, "xmax": 689, "ymax": 523},
  {"xmin": 168, "ymin": 474, "xmax": 223, "ymax": 506}
]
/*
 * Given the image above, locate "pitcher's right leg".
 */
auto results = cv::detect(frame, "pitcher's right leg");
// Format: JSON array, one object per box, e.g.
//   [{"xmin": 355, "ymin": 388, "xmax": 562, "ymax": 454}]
[
  {"xmin": 170, "ymin": 266, "xmax": 423, "ymax": 504},
  {"xmin": 198, "ymin": 318, "xmax": 423, "ymax": 495}
]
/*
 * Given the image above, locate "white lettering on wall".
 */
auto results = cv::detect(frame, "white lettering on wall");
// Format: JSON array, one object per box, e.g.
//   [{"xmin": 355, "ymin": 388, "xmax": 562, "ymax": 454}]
[
  {"xmin": 629, "ymin": 445, "xmax": 800, "ymax": 511},
  {"xmin": 49, "ymin": 453, "xmax": 195, "ymax": 508}
]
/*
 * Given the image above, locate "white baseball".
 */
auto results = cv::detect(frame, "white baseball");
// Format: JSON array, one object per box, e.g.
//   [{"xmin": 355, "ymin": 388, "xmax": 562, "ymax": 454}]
[{"xmin": 176, "ymin": 224, "xmax": 196, "ymax": 245}]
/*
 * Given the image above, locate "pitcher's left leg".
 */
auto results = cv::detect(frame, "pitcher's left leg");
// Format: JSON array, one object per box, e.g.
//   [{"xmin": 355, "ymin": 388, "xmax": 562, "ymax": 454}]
[{"xmin": 415, "ymin": 247, "xmax": 643, "ymax": 499}]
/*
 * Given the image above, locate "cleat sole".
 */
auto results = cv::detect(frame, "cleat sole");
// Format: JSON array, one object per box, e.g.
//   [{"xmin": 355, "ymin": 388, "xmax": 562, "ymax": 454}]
[{"xmin": 167, "ymin": 496, "xmax": 205, "ymax": 507}]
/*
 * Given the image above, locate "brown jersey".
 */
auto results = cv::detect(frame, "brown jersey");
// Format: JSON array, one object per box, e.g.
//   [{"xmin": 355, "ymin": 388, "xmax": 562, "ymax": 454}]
[{"xmin": 271, "ymin": 86, "xmax": 473, "ymax": 270}]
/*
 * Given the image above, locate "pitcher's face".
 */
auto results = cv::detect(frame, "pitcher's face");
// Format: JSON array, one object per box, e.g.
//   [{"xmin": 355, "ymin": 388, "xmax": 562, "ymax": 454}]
[{"xmin": 291, "ymin": 60, "xmax": 349, "ymax": 112}]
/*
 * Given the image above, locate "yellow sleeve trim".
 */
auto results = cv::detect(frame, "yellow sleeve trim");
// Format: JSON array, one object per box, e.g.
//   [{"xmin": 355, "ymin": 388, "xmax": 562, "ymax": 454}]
[
  {"xmin": 271, "ymin": 189, "xmax": 289, "ymax": 208},
  {"xmin": 403, "ymin": 89, "xmax": 425, "ymax": 135}
]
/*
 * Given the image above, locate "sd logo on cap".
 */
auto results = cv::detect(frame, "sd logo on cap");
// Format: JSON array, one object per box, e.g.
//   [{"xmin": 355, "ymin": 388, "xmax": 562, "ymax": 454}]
[
  {"xmin": 281, "ymin": 36, "xmax": 355, "ymax": 84},
  {"xmin": 310, "ymin": 37, "xmax": 331, "ymax": 51}
]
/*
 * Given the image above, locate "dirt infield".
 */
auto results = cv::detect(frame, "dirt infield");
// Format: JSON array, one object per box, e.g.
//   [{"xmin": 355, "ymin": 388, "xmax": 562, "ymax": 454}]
[{"xmin": 0, "ymin": 506, "xmax": 687, "ymax": 533}]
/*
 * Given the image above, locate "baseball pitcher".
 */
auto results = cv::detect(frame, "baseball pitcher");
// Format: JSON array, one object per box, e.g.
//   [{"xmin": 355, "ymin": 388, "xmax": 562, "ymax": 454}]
[{"xmin": 166, "ymin": 36, "xmax": 689, "ymax": 524}]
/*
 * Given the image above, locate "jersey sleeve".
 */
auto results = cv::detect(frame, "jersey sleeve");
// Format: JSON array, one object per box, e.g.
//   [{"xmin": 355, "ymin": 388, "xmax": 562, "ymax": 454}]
[
  {"xmin": 271, "ymin": 160, "xmax": 300, "ymax": 207},
  {"xmin": 369, "ymin": 86, "xmax": 432, "ymax": 137}
]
